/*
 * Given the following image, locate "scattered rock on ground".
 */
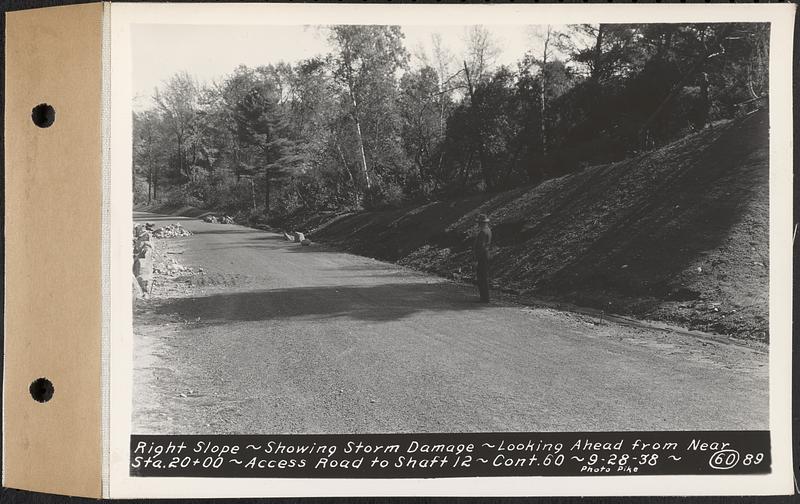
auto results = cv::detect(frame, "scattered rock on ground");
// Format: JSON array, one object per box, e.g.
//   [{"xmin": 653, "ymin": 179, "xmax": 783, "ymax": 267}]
[
  {"xmin": 153, "ymin": 223, "xmax": 193, "ymax": 238},
  {"xmin": 203, "ymin": 215, "xmax": 235, "ymax": 224}
]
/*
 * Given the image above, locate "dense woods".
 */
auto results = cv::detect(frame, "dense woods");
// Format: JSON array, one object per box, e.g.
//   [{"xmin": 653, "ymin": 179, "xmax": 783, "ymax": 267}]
[{"xmin": 133, "ymin": 23, "xmax": 769, "ymax": 223}]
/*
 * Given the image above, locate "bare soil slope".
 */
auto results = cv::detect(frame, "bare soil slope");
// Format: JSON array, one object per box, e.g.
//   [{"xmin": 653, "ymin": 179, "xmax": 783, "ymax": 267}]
[{"xmin": 294, "ymin": 109, "xmax": 769, "ymax": 341}]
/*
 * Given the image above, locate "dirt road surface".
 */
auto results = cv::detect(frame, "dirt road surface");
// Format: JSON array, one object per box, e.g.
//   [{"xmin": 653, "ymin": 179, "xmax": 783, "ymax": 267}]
[{"xmin": 133, "ymin": 212, "xmax": 768, "ymax": 434}]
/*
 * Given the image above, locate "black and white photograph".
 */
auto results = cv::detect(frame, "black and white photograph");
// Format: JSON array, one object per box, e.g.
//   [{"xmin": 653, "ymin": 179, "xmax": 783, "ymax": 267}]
[{"xmin": 128, "ymin": 17, "xmax": 775, "ymax": 437}]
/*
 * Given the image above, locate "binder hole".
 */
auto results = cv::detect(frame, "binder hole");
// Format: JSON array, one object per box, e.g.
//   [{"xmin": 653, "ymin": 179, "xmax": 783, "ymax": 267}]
[
  {"xmin": 31, "ymin": 103, "xmax": 55, "ymax": 128},
  {"xmin": 29, "ymin": 378, "xmax": 54, "ymax": 403}
]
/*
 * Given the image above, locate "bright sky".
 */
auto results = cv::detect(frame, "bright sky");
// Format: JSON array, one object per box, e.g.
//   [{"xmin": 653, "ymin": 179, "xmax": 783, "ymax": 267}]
[{"xmin": 131, "ymin": 24, "xmax": 554, "ymax": 110}]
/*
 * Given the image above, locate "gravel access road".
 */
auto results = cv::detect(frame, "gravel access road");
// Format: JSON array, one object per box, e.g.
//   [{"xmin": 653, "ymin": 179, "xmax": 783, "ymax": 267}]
[{"xmin": 132, "ymin": 212, "xmax": 768, "ymax": 434}]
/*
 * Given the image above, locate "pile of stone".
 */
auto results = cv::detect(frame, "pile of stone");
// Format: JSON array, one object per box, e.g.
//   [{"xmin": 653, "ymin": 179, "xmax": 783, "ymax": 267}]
[
  {"xmin": 203, "ymin": 215, "xmax": 235, "ymax": 224},
  {"xmin": 154, "ymin": 256, "xmax": 190, "ymax": 277},
  {"xmin": 133, "ymin": 224, "xmax": 155, "ymax": 296},
  {"xmin": 283, "ymin": 230, "xmax": 312, "ymax": 246},
  {"xmin": 133, "ymin": 222, "xmax": 197, "ymax": 298},
  {"xmin": 152, "ymin": 223, "xmax": 193, "ymax": 238}
]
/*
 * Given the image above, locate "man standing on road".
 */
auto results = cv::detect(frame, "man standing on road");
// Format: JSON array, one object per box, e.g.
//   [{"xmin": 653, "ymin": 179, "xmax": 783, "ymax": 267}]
[{"xmin": 473, "ymin": 214, "xmax": 492, "ymax": 303}]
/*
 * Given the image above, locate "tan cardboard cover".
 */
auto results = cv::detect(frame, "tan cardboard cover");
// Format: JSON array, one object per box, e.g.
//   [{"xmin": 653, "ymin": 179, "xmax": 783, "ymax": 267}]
[{"xmin": 4, "ymin": 2, "xmax": 104, "ymax": 497}]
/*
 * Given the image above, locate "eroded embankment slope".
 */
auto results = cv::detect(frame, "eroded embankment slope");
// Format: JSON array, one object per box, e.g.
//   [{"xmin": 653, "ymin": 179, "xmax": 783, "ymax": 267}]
[{"xmin": 289, "ymin": 110, "xmax": 769, "ymax": 341}]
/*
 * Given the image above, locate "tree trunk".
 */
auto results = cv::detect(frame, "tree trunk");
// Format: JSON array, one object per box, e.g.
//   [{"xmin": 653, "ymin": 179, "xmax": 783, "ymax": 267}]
[
  {"xmin": 177, "ymin": 136, "xmax": 184, "ymax": 179},
  {"xmin": 439, "ymin": 95, "xmax": 446, "ymax": 137},
  {"xmin": 434, "ymin": 150, "xmax": 446, "ymax": 192},
  {"xmin": 463, "ymin": 61, "xmax": 492, "ymax": 191},
  {"xmin": 350, "ymin": 92, "xmax": 371, "ymax": 191},
  {"xmin": 250, "ymin": 178, "xmax": 257, "ymax": 211},
  {"xmin": 458, "ymin": 150, "xmax": 474, "ymax": 189},
  {"xmin": 153, "ymin": 163, "xmax": 159, "ymax": 201},
  {"xmin": 341, "ymin": 45, "xmax": 371, "ymax": 192},
  {"xmin": 147, "ymin": 161, "xmax": 153, "ymax": 204},
  {"xmin": 233, "ymin": 145, "xmax": 241, "ymax": 182},
  {"xmin": 540, "ymin": 26, "xmax": 551, "ymax": 156},
  {"xmin": 591, "ymin": 25, "xmax": 604, "ymax": 84},
  {"xmin": 335, "ymin": 141, "xmax": 360, "ymax": 207},
  {"xmin": 264, "ymin": 175, "xmax": 271, "ymax": 216}
]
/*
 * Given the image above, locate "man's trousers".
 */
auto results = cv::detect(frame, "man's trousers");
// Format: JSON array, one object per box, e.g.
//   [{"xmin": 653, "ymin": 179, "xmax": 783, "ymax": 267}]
[{"xmin": 476, "ymin": 258, "xmax": 490, "ymax": 302}]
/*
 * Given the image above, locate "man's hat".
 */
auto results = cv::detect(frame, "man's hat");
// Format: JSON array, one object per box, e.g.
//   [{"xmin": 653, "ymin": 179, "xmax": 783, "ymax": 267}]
[{"xmin": 475, "ymin": 214, "xmax": 490, "ymax": 223}]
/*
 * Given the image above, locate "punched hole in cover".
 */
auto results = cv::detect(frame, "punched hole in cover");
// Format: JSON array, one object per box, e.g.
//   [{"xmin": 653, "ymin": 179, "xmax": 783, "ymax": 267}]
[
  {"xmin": 31, "ymin": 103, "xmax": 55, "ymax": 128},
  {"xmin": 29, "ymin": 378, "xmax": 54, "ymax": 403}
]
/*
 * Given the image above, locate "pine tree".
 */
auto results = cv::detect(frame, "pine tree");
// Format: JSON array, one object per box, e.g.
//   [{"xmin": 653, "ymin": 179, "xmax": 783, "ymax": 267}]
[{"xmin": 234, "ymin": 83, "xmax": 303, "ymax": 216}]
